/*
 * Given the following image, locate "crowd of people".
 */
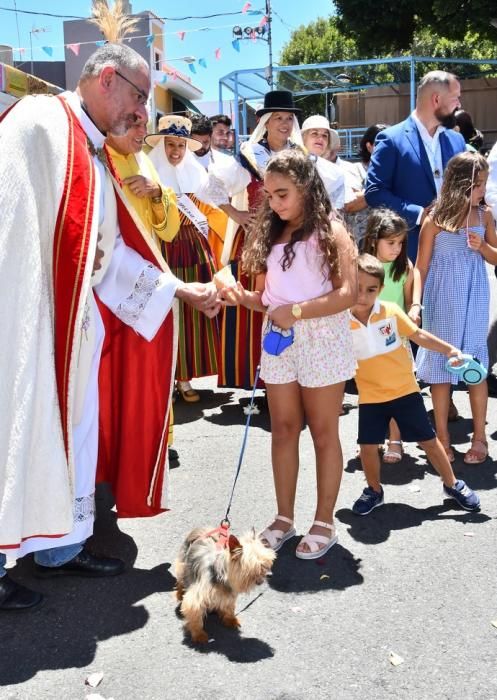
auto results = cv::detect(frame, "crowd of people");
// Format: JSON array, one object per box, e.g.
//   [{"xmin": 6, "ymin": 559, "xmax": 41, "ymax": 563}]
[{"xmin": 0, "ymin": 35, "xmax": 496, "ymax": 611}]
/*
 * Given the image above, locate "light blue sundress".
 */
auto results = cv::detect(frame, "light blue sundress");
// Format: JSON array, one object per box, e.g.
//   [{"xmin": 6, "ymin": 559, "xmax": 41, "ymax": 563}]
[{"xmin": 416, "ymin": 207, "xmax": 489, "ymax": 385}]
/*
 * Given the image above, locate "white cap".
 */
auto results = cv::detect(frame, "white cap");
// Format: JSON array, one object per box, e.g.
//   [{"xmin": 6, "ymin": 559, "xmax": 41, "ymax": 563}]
[
  {"xmin": 301, "ymin": 114, "xmax": 331, "ymax": 133},
  {"xmin": 301, "ymin": 115, "xmax": 341, "ymax": 150}
]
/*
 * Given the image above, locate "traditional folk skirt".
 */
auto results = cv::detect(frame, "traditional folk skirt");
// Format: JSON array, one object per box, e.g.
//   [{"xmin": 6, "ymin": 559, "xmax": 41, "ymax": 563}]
[
  {"xmin": 162, "ymin": 220, "xmax": 219, "ymax": 381},
  {"xmin": 217, "ymin": 227, "xmax": 264, "ymax": 390}
]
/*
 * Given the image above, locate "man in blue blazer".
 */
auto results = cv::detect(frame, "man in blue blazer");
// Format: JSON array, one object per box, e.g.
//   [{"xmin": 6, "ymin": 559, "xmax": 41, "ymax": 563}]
[{"xmin": 365, "ymin": 71, "xmax": 465, "ymax": 261}]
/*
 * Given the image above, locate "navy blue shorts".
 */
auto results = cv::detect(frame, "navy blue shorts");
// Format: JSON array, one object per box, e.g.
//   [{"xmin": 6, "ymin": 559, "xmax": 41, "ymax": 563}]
[{"xmin": 358, "ymin": 392, "xmax": 435, "ymax": 445}]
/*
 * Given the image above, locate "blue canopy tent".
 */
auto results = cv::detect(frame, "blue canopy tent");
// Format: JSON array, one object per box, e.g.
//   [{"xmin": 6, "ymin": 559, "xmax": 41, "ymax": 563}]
[{"xmin": 219, "ymin": 55, "xmax": 497, "ymax": 155}]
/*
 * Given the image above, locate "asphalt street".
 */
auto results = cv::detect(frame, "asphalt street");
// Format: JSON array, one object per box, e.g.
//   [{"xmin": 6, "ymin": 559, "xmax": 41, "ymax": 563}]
[{"xmin": 2, "ymin": 272, "xmax": 497, "ymax": 700}]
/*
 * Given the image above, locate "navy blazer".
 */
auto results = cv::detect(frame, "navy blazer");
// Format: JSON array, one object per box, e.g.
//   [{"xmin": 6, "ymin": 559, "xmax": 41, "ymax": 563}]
[{"xmin": 365, "ymin": 116, "xmax": 466, "ymax": 259}]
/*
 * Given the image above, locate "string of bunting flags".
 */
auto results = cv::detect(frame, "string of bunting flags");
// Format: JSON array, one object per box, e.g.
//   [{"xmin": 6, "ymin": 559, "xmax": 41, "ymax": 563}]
[{"xmin": 5, "ymin": 1, "xmax": 268, "ymax": 70}]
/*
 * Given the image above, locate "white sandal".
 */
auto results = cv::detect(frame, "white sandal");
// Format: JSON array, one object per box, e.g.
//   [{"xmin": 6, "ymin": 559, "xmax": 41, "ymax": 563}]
[
  {"xmin": 295, "ymin": 520, "xmax": 338, "ymax": 560},
  {"xmin": 260, "ymin": 515, "xmax": 296, "ymax": 552},
  {"xmin": 383, "ymin": 440, "xmax": 403, "ymax": 464}
]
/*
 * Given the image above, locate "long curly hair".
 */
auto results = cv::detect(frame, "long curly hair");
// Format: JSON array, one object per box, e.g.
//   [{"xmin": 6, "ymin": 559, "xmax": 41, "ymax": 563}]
[
  {"xmin": 241, "ymin": 149, "xmax": 340, "ymax": 277},
  {"xmin": 362, "ymin": 208, "xmax": 408, "ymax": 282},
  {"xmin": 432, "ymin": 151, "xmax": 488, "ymax": 232}
]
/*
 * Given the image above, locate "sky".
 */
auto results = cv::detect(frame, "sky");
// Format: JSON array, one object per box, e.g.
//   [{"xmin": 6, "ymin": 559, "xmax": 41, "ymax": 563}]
[{"xmin": 0, "ymin": 0, "xmax": 334, "ymax": 101}]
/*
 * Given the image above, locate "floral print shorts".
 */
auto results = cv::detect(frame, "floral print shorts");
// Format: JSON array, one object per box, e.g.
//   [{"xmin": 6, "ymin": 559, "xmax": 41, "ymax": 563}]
[{"xmin": 260, "ymin": 312, "xmax": 356, "ymax": 387}]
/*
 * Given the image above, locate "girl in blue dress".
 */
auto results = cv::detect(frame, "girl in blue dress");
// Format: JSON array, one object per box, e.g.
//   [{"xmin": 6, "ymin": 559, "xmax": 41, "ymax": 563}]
[{"xmin": 413, "ymin": 152, "xmax": 497, "ymax": 464}]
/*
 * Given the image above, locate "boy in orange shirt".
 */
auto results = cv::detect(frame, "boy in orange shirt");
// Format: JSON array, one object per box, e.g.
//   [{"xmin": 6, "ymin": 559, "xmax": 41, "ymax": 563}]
[{"xmin": 349, "ymin": 254, "xmax": 480, "ymax": 514}]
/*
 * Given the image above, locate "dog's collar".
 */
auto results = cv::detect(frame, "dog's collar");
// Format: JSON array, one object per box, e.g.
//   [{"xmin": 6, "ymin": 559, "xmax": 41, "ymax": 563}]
[{"xmin": 200, "ymin": 523, "xmax": 230, "ymax": 550}]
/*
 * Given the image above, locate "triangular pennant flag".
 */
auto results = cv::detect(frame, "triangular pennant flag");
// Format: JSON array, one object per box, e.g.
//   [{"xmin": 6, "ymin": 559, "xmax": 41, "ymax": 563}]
[
  {"xmin": 247, "ymin": 9, "xmax": 263, "ymax": 15},
  {"xmin": 177, "ymin": 31, "xmax": 185, "ymax": 41},
  {"xmin": 198, "ymin": 58, "xmax": 207, "ymax": 68},
  {"xmin": 95, "ymin": 40, "xmax": 106, "ymax": 47},
  {"xmin": 214, "ymin": 48, "xmax": 221, "ymax": 60},
  {"xmin": 241, "ymin": 2, "xmax": 251, "ymax": 12},
  {"xmin": 42, "ymin": 46, "xmax": 53, "ymax": 57},
  {"xmin": 67, "ymin": 43, "xmax": 80, "ymax": 56},
  {"xmin": 188, "ymin": 62, "xmax": 197, "ymax": 74},
  {"xmin": 232, "ymin": 39, "xmax": 240, "ymax": 52},
  {"xmin": 146, "ymin": 34, "xmax": 154, "ymax": 48},
  {"xmin": 259, "ymin": 15, "xmax": 268, "ymax": 27},
  {"xmin": 160, "ymin": 74, "xmax": 168, "ymax": 84}
]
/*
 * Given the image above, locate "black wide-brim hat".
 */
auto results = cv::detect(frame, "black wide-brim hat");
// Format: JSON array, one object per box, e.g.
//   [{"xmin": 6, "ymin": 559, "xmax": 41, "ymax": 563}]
[{"xmin": 256, "ymin": 90, "xmax": 301, "ymax": 117}]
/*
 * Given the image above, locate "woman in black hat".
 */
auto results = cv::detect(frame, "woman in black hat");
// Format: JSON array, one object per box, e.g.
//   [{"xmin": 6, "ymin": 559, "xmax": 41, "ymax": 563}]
[{"xmin": 206, "ymin": 90, "xmax": 303, "ymax": 390}]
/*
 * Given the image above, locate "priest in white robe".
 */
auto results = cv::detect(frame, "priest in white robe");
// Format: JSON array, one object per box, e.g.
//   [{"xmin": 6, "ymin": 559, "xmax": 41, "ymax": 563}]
[{"xmin": 0, "ymin": 43, "xmax": 218, "ymax": 611}]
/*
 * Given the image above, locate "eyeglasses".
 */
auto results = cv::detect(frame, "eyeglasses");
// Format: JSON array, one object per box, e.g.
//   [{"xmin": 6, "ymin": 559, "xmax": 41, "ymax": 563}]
[{"xmin": 114, "ymin": 69, "xmax": 148, "ymax": 105}]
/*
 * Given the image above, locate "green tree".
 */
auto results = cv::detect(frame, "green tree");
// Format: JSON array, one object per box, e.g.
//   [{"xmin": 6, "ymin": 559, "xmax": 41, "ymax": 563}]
[
  {"xmin": 334, "ymin": 0, "xmax": 497, "ymax": 53},
  {"xmin": 278, "ymin": 17, "xmax": 361, "ymax": 118},
  {"xmin": 278, "ymin": 17, "xmax": 497, "ymax": 119}
]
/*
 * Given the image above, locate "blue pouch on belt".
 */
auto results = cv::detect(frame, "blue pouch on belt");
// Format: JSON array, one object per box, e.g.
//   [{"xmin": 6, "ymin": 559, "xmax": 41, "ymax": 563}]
[{"xmin": 263, "ymin": 322, "xmax": 294, "ymax": 356}]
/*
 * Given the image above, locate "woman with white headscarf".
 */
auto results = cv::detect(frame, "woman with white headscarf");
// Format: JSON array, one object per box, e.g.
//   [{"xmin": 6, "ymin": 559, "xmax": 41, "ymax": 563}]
[
  {"xmin": 147, "ymin": 116, "xmax": 223, "ymax": 402},
  {"xmin": 206, "ymin": 90, "xmax": 304, "ymax": 390}
]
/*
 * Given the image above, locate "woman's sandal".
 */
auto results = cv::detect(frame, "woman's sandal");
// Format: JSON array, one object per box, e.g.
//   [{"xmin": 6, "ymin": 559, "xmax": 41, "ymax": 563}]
[
  {"xmin": 295, "ymin": 520, "xmax": 338, "ymax": 560},
  {"xmin": 383, "ymin": 440, "xmax": 403, "ymax": 464},
  {"xmin": 177, "ymin": 383, "xmax": 200, "ymax": 403},
  {"xmin": 464, "ymin": 439, "xmax": 488, "ymax": 465},
  {"xmin": 260, "ymin": 515, "xmax": 296, "ymax": 552}
]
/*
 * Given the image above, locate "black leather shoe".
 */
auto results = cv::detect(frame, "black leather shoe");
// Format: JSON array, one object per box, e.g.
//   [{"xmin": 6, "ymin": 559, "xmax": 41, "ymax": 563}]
[
  {"xmin": 34, "ymin": 549, "xmax": 125, "ymax": 578},
  {"xmin": 0, "ymin": 574, "xmax": 43, "ymax": 611}
]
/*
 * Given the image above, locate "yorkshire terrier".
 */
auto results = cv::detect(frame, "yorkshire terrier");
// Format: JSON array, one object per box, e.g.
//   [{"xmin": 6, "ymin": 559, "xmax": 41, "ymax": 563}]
[{"xmin": 174, "ymin": 526, "xmax": 275, "ymax": 644}]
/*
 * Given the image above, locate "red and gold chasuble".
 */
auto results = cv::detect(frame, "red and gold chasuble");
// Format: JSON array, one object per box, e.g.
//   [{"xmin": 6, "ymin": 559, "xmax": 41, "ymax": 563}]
[
  {"xmin": 1, "ymin": 97, "xmax": 175, "ymax": 523},
  {"xmin": 96, "ymin": 148, "xmax": 175, "ymax": 516}
]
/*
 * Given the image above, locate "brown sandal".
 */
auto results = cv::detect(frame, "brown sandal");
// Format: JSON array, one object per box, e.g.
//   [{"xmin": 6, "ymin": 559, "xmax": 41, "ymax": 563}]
[{"xmin": 464, "ymin": 440, "xmax": 488, "ymax": 465}]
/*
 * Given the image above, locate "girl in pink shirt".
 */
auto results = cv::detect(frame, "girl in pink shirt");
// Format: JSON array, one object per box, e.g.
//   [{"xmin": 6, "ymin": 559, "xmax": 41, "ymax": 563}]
[{"xmin": 221, "ymin": 149, "xmax": 357, "ymax": 559}]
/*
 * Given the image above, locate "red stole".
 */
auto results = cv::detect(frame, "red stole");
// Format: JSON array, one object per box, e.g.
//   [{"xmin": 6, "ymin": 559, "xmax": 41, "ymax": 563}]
[
  {"xmin": 1, "ymin": 98, "xmax": 174, "ymax": 520},
  {"xmin": 0, "ymin": 96, "xmax": 96, "ymax": 461},
  {"xmin": 96, "ymin": 149, "xmax": 174, "ymax": 517},
  {"xmin": 52, "ymin": 97, "xmax": 97, "ymax": 457}
]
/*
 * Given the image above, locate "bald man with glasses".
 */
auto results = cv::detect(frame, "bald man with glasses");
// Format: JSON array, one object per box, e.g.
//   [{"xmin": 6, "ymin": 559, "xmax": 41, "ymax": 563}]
[{"xmin": 0, "ymin": 43, "xmax": 219, "ymax": 611}]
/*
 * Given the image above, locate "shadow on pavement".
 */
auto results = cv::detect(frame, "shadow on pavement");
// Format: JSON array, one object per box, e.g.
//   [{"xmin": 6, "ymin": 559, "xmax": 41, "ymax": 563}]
[
  {"xmin": 181, "ymin": 620, "xmax": 275, "ymax": 662},
  {"xmin": 173, "ymin": 390, "xmax": 235, "ymax": 426},
  {"xmin": 345, "ymin": 452, "xmax": 425, "ymax": 486},
  {"xmin": 204, "ymin": 400, "xmax": 271, "ymax": 432},
  {"xmin": 268, "ymin": 540, "xmax": 363, "ymax": 594},
  {"xmin": 345, "ymin": 441, "xmax": 497, "ymax": 492},
  {"xmin": 175, "ymin": 602, "xmax": 274, "ymax": 662},
  {"xmin": 428, "ymin": 414, "xmax": 473, "ymax": 446},
  {"xmin": 335, "ymin": 503, "xmax": 491, "ymax": 545},
  {"xmin": 0, "ymin": 486, "xmax": 175, "ymax": 686}
]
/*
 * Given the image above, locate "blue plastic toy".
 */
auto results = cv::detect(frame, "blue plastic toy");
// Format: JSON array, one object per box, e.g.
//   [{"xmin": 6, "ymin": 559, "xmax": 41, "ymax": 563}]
[
  {"xmin": 263, "ymin": 323, "xmax": 294, "ymax": 356},
  {"xmin": 445, "ymin": 354, "xmax": 488, "ymax": 385}
]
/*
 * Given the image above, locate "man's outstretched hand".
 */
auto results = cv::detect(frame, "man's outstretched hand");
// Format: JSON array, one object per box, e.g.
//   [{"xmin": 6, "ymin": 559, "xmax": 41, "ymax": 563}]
[{"xmin": 176, "ymin": 282, "xmax": 220, "ymax": 317}]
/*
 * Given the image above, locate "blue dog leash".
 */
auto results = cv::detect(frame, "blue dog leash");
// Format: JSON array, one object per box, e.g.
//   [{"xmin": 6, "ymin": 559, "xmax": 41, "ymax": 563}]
[{"xmin": 222, "ymin": 364, "xmax": 261, "ymax": 528}]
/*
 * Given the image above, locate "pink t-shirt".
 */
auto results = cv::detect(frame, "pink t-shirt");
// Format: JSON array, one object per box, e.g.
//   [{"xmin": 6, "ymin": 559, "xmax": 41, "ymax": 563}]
[{"xmin": 261, "ymin": 233, "xmax": 333, "ymax": 309}]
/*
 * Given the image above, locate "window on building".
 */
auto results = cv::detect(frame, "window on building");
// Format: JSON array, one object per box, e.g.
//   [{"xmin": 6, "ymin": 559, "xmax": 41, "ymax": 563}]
[{"xmin": 154, "ymin": 49, "xmax": 162, "ymax": 71}]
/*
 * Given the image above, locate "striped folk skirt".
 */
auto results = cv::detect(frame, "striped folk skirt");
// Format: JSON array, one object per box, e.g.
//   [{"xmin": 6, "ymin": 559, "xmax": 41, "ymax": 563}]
[
  {"xmin": 218, "ymin": 227, "xmax": 264, "ymax": 390},
  {"xmin": 162, "ymin": 221, "xmax": 219, "ymax": 381}
]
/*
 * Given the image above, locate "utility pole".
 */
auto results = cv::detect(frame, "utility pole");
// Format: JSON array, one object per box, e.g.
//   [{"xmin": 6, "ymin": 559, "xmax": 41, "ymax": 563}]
[
  {"xmin": 265, "ymin": 0, "xmax": 274, "ymax": 88},
  {"xmin": 29, "ymin": 26, "xmax": 49, "ymax": 76}
]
